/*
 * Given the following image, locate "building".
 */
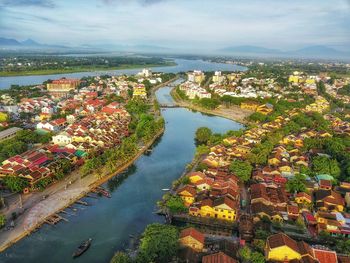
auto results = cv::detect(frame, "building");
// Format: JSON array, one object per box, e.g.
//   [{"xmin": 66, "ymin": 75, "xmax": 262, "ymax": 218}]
[
  {"xmin": 240, "ymin": 101, "xmax": 259, "ymax": 111},
  {"xmin": 188, "ymin": 70, "xmax": 205, "ymax": 84},
  {"xmin": 133, "ymin": 84, "xmax": 147, "ymax": 99},
  {"xmin": 0, "ymin": 127, "xmax": 22, "ymax": 142},
  {"xmin": 138, "ymin": 68, "xmax": 152, "ymax": 77},
  {"xmin": 179, "ymin": 227, "xmax": 205, "ymax": 252},
  {"xmin": 212, "ymin": 71, "xmax": 225, "ymax": 83},
  {"xmin": 202, "ymin": 252, "xmax": 237, "ymax": 263},
  {"xmin": 47, "ymin": 78, "xmax": 80, "ymax": 98},
  {"xmin": 266, "ymin": 233, "xmax": 313, "ymax": 262}
]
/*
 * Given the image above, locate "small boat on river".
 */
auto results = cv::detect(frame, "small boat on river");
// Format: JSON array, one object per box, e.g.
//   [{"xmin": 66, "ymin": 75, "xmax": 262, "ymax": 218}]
[{"xmin": 72, "ymin": 238, "xmax": 92, "ymax": 258}]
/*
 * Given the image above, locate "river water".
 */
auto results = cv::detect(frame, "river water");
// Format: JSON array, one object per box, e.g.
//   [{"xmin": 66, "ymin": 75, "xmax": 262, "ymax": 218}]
[
  {"xmin": 0, "ymin": 60, "xmax": 245, "ymax": 263},
  {"xmin": 0, "ymin": 58, "xmax": 245, "ymax": 89}
]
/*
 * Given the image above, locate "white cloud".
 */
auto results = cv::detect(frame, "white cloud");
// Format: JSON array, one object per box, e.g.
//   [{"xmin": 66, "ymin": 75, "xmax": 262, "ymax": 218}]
[{"xmin": 0, "ymin": 0, "xmax": 349, "ymax": 51}]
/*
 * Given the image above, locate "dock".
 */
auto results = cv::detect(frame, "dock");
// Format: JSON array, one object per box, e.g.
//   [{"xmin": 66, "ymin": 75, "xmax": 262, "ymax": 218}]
[
  {"xmin": 76, "ymin": 200, "xmax": 89, "ymax": 206},
  {"xmin": 44, "ymin": 214, "xmax": 68, "ymax": 225}
]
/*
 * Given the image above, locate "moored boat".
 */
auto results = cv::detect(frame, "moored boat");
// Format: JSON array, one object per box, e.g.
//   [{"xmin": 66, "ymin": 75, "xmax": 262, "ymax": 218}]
[{"xmin": 72, "ymin": 238, "xmax": 92, "ymax": 258}]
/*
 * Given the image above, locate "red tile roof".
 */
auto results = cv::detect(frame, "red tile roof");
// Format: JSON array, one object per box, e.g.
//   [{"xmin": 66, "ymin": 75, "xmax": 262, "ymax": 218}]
[
  {"xmin": 202, "ymin": 252, "xmax": 237, "ymax": 263},
  {"xmin": 180, "ymin": 227, "xmax": 205, "ymax": 244},
  {"xmin": 313, "ymin": 249, "xmax": 338, "ymax": 263}
]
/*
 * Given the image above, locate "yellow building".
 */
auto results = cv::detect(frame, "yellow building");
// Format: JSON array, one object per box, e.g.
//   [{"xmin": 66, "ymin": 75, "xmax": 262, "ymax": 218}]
[
  {"xmin": 179, "ymin": 227, "xmax": 205, "ymax": 252},
  {"xmin": 187, "ymin": 70, "xmax": 205, "ymax": 84},
  {"xmin": 305, "ymin": 78, "xmax": 316, "ymax": 84},
  {"xmin": 240, "ymin": 101, "xmax": 259, "ymax": 111},
  {"xmin": 256, "ymin": 103, "xmax": 274, "ymax": 115},
  {"xmin": 133, "ymin": 84, "xmax": 147, "ymax": 99},
  {"xmin": 223, "ymin": 136, "xmax": 238, "ymax": 145},
  {"xmin": 288, "ymin": 75, "xmax": 300, "ymax": 84},
  {"xmin": 190, "ymin": 197, "xmax": 237, "ymax": 221},
  {"xmin": 47, "ymin": 78, "xmax": 79, "ymax": 98},
  {"xmin": 188, "ymin": 171, "xmax": 205, "ymax": 184},
  {"xmin": 0, "ymin": 112, "xmax": 8, "ymax": 123},
  {"xmin": 177, "ymin": 186, "xmax": 196, "ymax": 206},
  {"xmin": 266, "ymin": 233, "xmax": 303, "ymax": 261}
]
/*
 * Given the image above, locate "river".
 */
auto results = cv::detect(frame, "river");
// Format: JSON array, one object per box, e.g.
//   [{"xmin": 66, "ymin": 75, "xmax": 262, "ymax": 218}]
[
  {"xmin": 0, "ymin": 60, "xmax": 245, "ymax": 263},
  {"xmin": 0, "ymin": 58, "xmax": 245, "ymax": 89}
]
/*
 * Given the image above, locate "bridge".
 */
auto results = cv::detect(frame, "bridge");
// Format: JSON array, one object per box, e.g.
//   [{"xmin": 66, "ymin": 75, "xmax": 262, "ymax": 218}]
[{"xmin": 159, "ymin": 104, "xmax": 181, "ymax": 108}]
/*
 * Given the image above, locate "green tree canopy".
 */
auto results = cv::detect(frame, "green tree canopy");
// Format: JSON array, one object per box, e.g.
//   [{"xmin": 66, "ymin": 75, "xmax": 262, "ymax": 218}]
[
  {"xmin": 195, "ymin": 127, "xmax": 212, "ymax": 144},
  {"xmin": 229, "ymin": 160, "xmax": 253, "ymax": 182},
  {"xmin": 3, "ymin": 176, "xmax": 29, "ymax": 192},
  {"xmin": 286, "ymin": 174, "xmax": 307, "ymax": 193},
  {"xmin": 110, "ymin": 252, "xmax": 132, "ymax": 263},
  {"xmin": 137, "ymin": 223, "xmax": 179, "ymax": 263}
]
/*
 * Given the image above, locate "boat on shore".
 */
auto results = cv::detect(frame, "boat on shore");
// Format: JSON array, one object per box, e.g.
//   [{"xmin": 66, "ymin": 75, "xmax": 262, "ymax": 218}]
[{"xmin": 72, "ymin": 238, "xmax": 92, "ymax": 258}]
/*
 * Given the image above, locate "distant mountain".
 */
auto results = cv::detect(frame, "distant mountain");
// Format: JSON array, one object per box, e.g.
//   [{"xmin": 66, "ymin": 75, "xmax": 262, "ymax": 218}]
[
  {"xmin": 219, "ymin": 45, "xmax": 281, "ymax": 54},
  {"xmin": 21, "ymin": 38, "xmax": 42, "ymax": 46},
  {"xmin": 0, "ymin": 37, "xmax": 21, "ymax": 46},
  {"xmin": 218, "ymin": 44, "xmax": 350, "ymax": 59},
  {"xmin": 292, "ymin": 45, "xmax": 344, "ymax": 57}
]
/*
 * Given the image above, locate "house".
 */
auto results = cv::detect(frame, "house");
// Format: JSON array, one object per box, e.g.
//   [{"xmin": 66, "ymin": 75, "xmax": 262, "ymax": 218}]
[
  {"xmin": 179, "ymin": 227, "xmax": 205, "ymax": 252},
  {"xmin": 265, "ymin": 233, "xmax": 315, "ymax": 262},
  {"xmin": 295, "ymin": 192, "xmax": 312, "ymax": 205},
  {"xmin": 240, "ymin": 101, "xmax": 259, "ymax": 111},
  {"xmin": 133, "ymin": 84, "xmax": 147, "ymax": 99},
  {"xmin": 315, "ymin": 189, "xmax": 345, "ymax": 212},
  {"xmin": 202, "ymin": 252, "xmax": 237, "ymax": 263},
  {"xmin": 190, "ymin": 196, "xmax": 237, "ymax": 221},
  {"xmin": 188, "ymin": 171, "xmax": 205, "ymax": 184},
  {"xmin": 177, "ymin": 185, "xmax": 197, "ymax": 206},
  {"xmin": 319, "ymin": 179, "xmax": 332, "ymax": 190},
  {"xmin": 313, "ymin": 248, "xmax": 338, "ymax": 263},
  {"xmin": 256, "ymin": 103, "xmax": 274, "ymax": 115},
  {"xmin": 0, "ymin": 127, "xmax": 22, "ymax": 142}
]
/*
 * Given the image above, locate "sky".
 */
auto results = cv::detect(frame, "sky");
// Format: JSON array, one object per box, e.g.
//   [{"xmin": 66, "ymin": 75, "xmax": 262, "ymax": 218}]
[{"xmin": 0, "ymin": 0, "xmax": 350, "ymax": 52}]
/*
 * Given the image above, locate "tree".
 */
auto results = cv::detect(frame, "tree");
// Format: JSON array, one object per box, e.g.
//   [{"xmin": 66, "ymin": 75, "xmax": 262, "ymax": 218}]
[
  {"xmin": 110, "ymin": 252, "xmax": 132, "ymax": 263},
  {"xmin": 195, "ymin": 127, "xmax": 212, "ymax": 144},
  {"xmin": 195, "ymin": 145, "xmax": 210, "ymax": 157},
  {"xmin": 238, "ymin": 246, "xmax": 252, "ymax": 263},
  {"xmin": 137, "ymin": 224, "xmax": 179, "ymax": 263},
  {"xmin": 312, "ymin": 156, "xmax": 341, "ymax": 178},
  {"xmin": 3, "ymin": 176, "xmax": 29, "ymax": 192},
  {"xmin": 229, "ymin": 160, "xmax": 253, "ymax": 182},
  {"xmin": 286, "ymin": 174, "xmax": 306, "ymax": 193},
  {"xmin": 248, "ymin": 112, "xmax": 267, "ymax": 122},
  {"xmin": 296, "ymin": 216, "xmax": 306, "ymax": 230},
  {"xmin": 251, "ymin": 252, "xmax": 265, "ymax": 263},
  {"xmin": 165, "ymin": 195, "xmax": 188, "ymax": 213}
]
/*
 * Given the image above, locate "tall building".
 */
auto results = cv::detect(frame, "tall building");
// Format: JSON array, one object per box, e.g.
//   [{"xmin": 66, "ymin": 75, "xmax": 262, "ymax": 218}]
[
  {"xmin": 47, "ymin": 78, "xmax": 80, "ymax": 99},
  {"xmin": 187, "ymin": 70, "xmax": 205, "ymax": 84}
]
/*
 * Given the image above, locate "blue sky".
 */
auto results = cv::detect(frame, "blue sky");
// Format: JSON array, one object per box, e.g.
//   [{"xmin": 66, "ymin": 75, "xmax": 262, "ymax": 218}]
[{"xmin": 0, "ymin": 0, "xmax": 349, "ymax": 52}]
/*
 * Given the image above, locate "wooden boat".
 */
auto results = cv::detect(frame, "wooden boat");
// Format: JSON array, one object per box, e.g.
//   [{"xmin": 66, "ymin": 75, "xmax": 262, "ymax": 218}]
[{"xmin": 72, "ymin": 238, "xmax": 92, "ymax": 258}]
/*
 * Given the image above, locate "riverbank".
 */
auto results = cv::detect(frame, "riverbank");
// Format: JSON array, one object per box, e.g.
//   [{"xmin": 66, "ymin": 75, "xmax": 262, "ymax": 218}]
[
  {"xmin": 0, "ymin": 126, "xmax": 165, "ymax": 253},
  {"xmin": 0, "ymin": 62, "xmax": 177, "ymax": 77},
  {"xmin": 170, "ymin": 88, "xmax": 253, "ymax": 125},
  {"xmin": 0, "ymin": 77, "xmax": 178, "ymax": 252}
]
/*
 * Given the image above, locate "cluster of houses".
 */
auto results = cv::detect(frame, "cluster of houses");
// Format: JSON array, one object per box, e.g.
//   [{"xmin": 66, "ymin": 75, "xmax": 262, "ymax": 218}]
[
  {"xmin": 179, "ymin": 81, "xmax": 212, "ymax": 99},
  {"xmin": 326, "ymin": 115, "xmax": 350, "ymax": 136},
  {"xmin": 178, "ymin": 226, "xmax": 350, "ymax": 262},
  {"xmin": 0, "ymin": 145, "xmax": 84, "ymax": 190},
  {"xmin": 209, "ymin": 71, "xmax": 283, "ymax": 99},
  {"xmin": 324, "ymin": 78, "xmax": 350, "ymax": 104},
  {"xmin": 177, "ymin": 169, "xmax": 240, "ymax": 223},
  {"xmin": 305, "ymin": 96, "xmax": 330, "ymax": 113},
  {"xmin": 0, "ymin": 70, "xmax": 163, "ymax": 191},
  {"xmin": 240, "ymin": 101, "xmax": 274, "ymax": 115},
  {"xmin": 52, "ymin": 103, "xmax": 130, "ymax": 152}
]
